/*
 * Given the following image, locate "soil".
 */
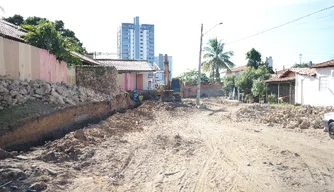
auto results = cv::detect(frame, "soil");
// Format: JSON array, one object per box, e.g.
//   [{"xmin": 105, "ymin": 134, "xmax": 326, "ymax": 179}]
[
  {"xmin": 1, "ymin": 98, "xmax": 334, "ymax": 192},
  {"xmin": 0, "ymin": 100, "xmax": 59, "ymax": 133}
]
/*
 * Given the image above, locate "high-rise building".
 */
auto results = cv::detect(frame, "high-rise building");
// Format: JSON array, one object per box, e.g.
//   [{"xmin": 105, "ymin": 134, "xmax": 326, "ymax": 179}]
[
  {"xmin": 154, "ymin": 54, "xmax": 173, "ymax": 84},
  {"xmin": 117, "ymin": 16, "xmax": 154, "ymax": 64}
]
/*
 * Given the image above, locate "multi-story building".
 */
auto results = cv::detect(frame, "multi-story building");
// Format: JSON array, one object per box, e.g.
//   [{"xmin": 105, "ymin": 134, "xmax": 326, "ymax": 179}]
[
  {"xmin": 117, "ymin": 16, "xmax": 154, "ymax": 64},
  {"xmin": 154, "ymin": 53, "xmax": 173, "ymax": 84}
]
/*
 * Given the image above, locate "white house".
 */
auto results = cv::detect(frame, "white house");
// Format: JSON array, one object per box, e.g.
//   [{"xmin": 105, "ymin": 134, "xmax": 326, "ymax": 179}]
[{"xmin": 295, "ymin": 59, "xmax": 334, "ymax": 106}]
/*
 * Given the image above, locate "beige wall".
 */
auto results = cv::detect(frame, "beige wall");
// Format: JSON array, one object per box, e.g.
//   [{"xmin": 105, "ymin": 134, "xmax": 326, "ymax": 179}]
[{"xmin": 0, "ymin": 37, "xmax": 75, "ymax": 84}]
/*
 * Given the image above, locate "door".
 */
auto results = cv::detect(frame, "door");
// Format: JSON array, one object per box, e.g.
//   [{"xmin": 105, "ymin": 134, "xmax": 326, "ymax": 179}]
[{"xmin": 137, "ymin": 74, "xmax": 143, "ymax": 90}]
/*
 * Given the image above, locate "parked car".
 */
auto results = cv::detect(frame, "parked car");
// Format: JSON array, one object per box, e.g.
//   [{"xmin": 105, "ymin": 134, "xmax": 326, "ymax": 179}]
[{"xmin": 323, "ymin": 112, "xmax": 334, "ymax": 139}]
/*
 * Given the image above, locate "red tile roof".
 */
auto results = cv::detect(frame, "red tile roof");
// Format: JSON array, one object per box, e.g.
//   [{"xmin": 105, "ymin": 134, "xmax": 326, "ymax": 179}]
[
  {"xmin": 265, "ymin": 77, "xmax": 295, "ymax": 83},
  {"xmin": 229, "ymin": 65, "xmax": 247, "ymax": 73},
  {"xmin": 311, "ymin": 59, "xmax": 334, "ymax": 68},
  {"xmin": 280, "ymin": 68, "xmax": 316, "ymax": 77}
]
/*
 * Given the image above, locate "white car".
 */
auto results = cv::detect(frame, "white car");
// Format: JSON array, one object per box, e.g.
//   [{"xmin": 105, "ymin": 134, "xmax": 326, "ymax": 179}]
[{"xmin": 323, "ymin": 112, "xmax": 334, "ymax": 139}]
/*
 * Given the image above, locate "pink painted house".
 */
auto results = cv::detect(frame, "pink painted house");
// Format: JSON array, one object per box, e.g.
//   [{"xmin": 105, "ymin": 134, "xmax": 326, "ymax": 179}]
[{"xmin": 97, "ymin": 59, "xmax": 156, "ymax": 91}]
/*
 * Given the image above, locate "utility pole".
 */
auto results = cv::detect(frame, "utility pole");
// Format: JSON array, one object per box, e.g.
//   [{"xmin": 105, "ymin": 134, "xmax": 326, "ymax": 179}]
[
  {"xmin": 299, "ymin": 54, "xmax": 302, "ymax": 65},
  {"xmin": 196, "ymin": 24, "xmax": 203, "ymax": 106}
]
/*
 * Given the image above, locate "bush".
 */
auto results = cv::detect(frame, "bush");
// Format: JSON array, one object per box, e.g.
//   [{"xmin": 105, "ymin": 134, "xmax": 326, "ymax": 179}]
[{"xmin": 268, "ymin": 94, "xmax": 276, "ymax": 103}]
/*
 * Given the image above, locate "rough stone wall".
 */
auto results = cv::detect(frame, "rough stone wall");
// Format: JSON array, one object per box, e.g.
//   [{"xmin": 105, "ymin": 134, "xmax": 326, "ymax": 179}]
[
  {"xmin": 76, "ymin": 66, "xmax": 120, "ymax": 96},
  {"xmin": 0, "ymin": 75, "xmax": 110, "ymax": 109},
  {"xmin": 267, "ymin": 82, "xmax": 295, "ymax": 104},
  {"xmin": 183, "ymin": 84, "xmax": 223, "ymax": 98}
]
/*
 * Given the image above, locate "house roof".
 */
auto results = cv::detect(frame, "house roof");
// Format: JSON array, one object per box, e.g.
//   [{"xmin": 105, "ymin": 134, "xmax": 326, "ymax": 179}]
[
  {"xmin": 265, "ymin": 77, "xmax": 295, "ymax": 83},
  {"xmin": 97, "ymin": 59, "xmax": 155, "ymax": 72},
  {"xmin": 230, "ymin": 65, "xmax": 247, "ymax": 73},
  {"xmin": 0, "ymin": 19, "xmax": 26, "ymax": 42},
  {"xmin": 71, "ymin": 51, "xmax": 101, "ymax": 65},
  {"xmin": 281, "ymin": 68, "xmax": 316, "ymax": 77},
  {"xmin": 311, "ymin": 59, "xmax": 334, "ymax": 68}
]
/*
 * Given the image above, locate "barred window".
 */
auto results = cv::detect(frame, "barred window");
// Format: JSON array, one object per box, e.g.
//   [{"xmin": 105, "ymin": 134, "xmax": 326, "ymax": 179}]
[{"xmin": 319, "ymin": 76, "xmax": 328, "ymax": 91}]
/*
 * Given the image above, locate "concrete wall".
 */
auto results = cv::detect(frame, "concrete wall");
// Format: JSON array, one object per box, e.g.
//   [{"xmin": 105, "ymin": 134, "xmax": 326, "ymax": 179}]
[
  {"xmin": 295, "ymin": 72, "xmax": 334, "ymax": 106},
  {"xmin": 183, "ymin": 84, "xmax": 223, "ymax": 98},
  {"xmin": 0, "ymin": 37, "xmax": 75, "ymax": 84},
  {"xmin": 76, "ymin": 66, "xmax": 119, "ymax": 95}
]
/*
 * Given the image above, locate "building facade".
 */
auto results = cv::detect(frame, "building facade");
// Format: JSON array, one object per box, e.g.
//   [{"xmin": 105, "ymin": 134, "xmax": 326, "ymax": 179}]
[
  {"xmin": 117, "ymin": 16, "xmax": 154, "ymax": 64},
  {"xmin": 154, "ymin": 53, "xmax": 173, "ymax": 84}
]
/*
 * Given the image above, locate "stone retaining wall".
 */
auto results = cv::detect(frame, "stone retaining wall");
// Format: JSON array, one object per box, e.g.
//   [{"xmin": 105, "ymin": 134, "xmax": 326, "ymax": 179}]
[{"xmin": 76, "ymin": 66, "xmax": 120, "ymax": 96}]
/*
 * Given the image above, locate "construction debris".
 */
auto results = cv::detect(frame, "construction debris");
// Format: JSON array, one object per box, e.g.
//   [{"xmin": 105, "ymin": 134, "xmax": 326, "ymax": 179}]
[{"xmin": 236, "ymin": 104, "xmax": 333, "ymax": 129}]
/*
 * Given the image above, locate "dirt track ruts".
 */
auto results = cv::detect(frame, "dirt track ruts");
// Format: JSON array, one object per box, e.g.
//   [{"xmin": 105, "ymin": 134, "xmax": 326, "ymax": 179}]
[{"xmin": 2, "ymin": 98, "xmax": 334, "ymax": 192}]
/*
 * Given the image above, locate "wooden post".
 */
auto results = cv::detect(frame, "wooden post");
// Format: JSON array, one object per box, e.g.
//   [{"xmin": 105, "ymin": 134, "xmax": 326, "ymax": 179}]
[
  {"xmin": 278, "ymin": 83, "xmax": 280, "ymax": 103},
  {"xmin": 289, "ymin": 82, "xmax": 292, "ymax": 104}
]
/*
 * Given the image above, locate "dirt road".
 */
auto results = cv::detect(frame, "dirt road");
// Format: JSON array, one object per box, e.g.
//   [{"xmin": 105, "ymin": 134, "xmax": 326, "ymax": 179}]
[{"xmin": 1, "ymin": 98, "xmax": 334, "ymax": 192}]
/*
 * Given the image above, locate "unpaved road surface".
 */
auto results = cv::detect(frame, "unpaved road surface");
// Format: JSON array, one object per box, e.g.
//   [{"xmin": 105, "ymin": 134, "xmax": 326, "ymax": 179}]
[{"xmin": 1, "ymin": 98, "xmax": 334, "ymax": 192}]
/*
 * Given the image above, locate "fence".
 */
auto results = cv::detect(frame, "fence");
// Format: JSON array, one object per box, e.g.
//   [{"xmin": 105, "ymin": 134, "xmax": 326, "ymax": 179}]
[{"xmin": 0, "ymin": 37, "xmax": 75, "ymax": 84}]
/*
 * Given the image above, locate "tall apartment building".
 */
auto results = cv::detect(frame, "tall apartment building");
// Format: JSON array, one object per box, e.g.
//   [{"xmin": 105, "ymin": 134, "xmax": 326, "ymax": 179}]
[
  {"xmin": 117, "ymin": 16, "xmax": 154, "ymax": 64},
  {"xmin": 154, "ymin": 54, "xmax": 173, "ymax": 84}
]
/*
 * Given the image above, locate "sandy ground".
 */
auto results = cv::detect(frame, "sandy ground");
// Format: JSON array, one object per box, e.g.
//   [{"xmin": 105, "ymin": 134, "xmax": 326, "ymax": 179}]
[{"xmin": 1, "ymin": 98, "xmax": 334, "ymax": 192}]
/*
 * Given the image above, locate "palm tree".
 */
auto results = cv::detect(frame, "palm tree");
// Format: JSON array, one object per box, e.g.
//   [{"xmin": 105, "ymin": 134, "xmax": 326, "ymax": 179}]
[{"xmin": 203, "ymin": 38, "xmax": 235, "ymax": 83}]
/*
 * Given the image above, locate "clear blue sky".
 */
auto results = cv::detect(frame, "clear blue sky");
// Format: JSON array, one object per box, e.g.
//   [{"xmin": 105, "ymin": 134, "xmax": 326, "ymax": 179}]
[{"xmin": 1, "ymin": 0, "xmax": 334, "ymax": 76}]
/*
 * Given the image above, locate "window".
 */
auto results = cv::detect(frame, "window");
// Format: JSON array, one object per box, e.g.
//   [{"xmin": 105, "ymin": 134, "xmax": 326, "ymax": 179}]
[
  {"xmin": 319, "ymin": 76, "xmax": 329, "ymax": 91},
  {"xmin": 331, "ymin": 70, "xmax": 334, "ymax": 79}
]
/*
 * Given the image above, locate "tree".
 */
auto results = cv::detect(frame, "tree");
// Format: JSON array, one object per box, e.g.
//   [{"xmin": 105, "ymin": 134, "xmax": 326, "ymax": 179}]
[
  {"xmin": 223, "ymin": 74, "xmax": 237, "ymax": 97},
  {"xmin": 236, "ymin": 65, "xmax": 271, "ymax": 94},
  {"xmin": 179, "ymin": 69, "xmax": 209, "ymax": 85},
  {"xmin": 4, "ymin": 14, "xmax": 86, "ymax": 54},
  {"xmin": 293, "ymin": 63, "xmax": 309, "ymax": 68},
  {"xmin": 24, "ymin": 16, "xmax": 46, "ymax": 26},
  {"xmin": 203, "ymin": 38, "xmax": 235, "ymax": 83},
  {"xmin": 252, "ymin": 78, "xmax": 267, "ymax": 100},
  {"xmin": 246, "ymin": 48, "xmax": 262, "ymax": 69},
  {"xmin": 21, "ymin": 20, "xmax": 81, "ymax": 66},
  {"xmin": 4, "ymin": 14, "xmax": 24, "ymax": 26}
]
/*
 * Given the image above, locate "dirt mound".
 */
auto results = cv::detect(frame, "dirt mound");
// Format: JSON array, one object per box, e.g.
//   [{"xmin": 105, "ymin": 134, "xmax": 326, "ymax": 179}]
[{"xmin": 236, "ymin": 104, "xmax": 333, "ymax": 129}]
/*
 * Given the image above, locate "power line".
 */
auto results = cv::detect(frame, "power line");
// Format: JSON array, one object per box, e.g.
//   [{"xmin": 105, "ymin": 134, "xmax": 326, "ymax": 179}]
[{"xmin": 226, "ymin": 4, "xmax": 334, "ymax": 45}]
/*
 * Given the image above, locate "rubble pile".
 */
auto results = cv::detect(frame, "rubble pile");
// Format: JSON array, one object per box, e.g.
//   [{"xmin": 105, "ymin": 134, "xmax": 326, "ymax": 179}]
[
  {"xmin": 236, "ymin": 104, "xmax": 333, "ymax": 129},
  {"xmin": 0, "ymin": 76, "xmax": 112, "ymax": 109}
]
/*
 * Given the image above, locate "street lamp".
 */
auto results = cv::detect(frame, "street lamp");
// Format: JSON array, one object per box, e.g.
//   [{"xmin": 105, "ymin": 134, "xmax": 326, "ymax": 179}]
[{"xmin": 196, "ymin": 22, "xmax": 223, "ymax": 106}]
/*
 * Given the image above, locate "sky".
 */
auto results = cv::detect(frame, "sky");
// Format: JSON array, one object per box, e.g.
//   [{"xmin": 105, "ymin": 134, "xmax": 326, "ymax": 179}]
[{"xmin": 1, "ymin": 0, "xmax": 334, "ymax": 77}]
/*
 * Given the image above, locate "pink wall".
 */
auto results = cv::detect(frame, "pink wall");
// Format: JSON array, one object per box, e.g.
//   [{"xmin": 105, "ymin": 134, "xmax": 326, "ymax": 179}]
[
  {"xmin": 0, "ymin": 37, "xmax": 74, "ymax": 84},
  {"xmin": 123, "ymin": 72, "xmax": 136, "ymax": 91}
]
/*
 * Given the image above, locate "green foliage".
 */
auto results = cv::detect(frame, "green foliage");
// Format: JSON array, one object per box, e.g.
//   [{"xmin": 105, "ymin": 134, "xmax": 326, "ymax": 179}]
[
  {"xmin": 21, "ymin": 20, "xmax": 81, "ymax": 66},
  {"xmin": 4, "ymin": 14, "xmax": 24, "ymax": 25},
  {"xmin": 236, "ymin": 65, "xmax": 271, "ymax": 94},
  {"xmin": 246, "ymin": 48, "xmax": 262, "ymax": 69},
  {"xmin": 293, "ymin": 63, "xmax": 309, "ymax": 68},
  {"xmin": 252, "ymin": 78, "xmax": 266, "ymax": 99},
  {"xmin": 268, "ymin": 94, "xmax": 277, "ymax": 103},
  {"xmin": 223, "ymin": 75, "xmax": 236, "ymax": 97},
  {"xmin": 223, "ymin": 74, "xmax": 236, "ymax": 88},
  {"xmin": 178, "ymin": 69, "xmax": 209, "ymax": 85},
  {"xmin": 203, "ymin": 38, "xmax": 235, "ymax": 83},
  {"xmin": 4, "ymin": 14, "xmax": 86, "ymax": 54}
]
